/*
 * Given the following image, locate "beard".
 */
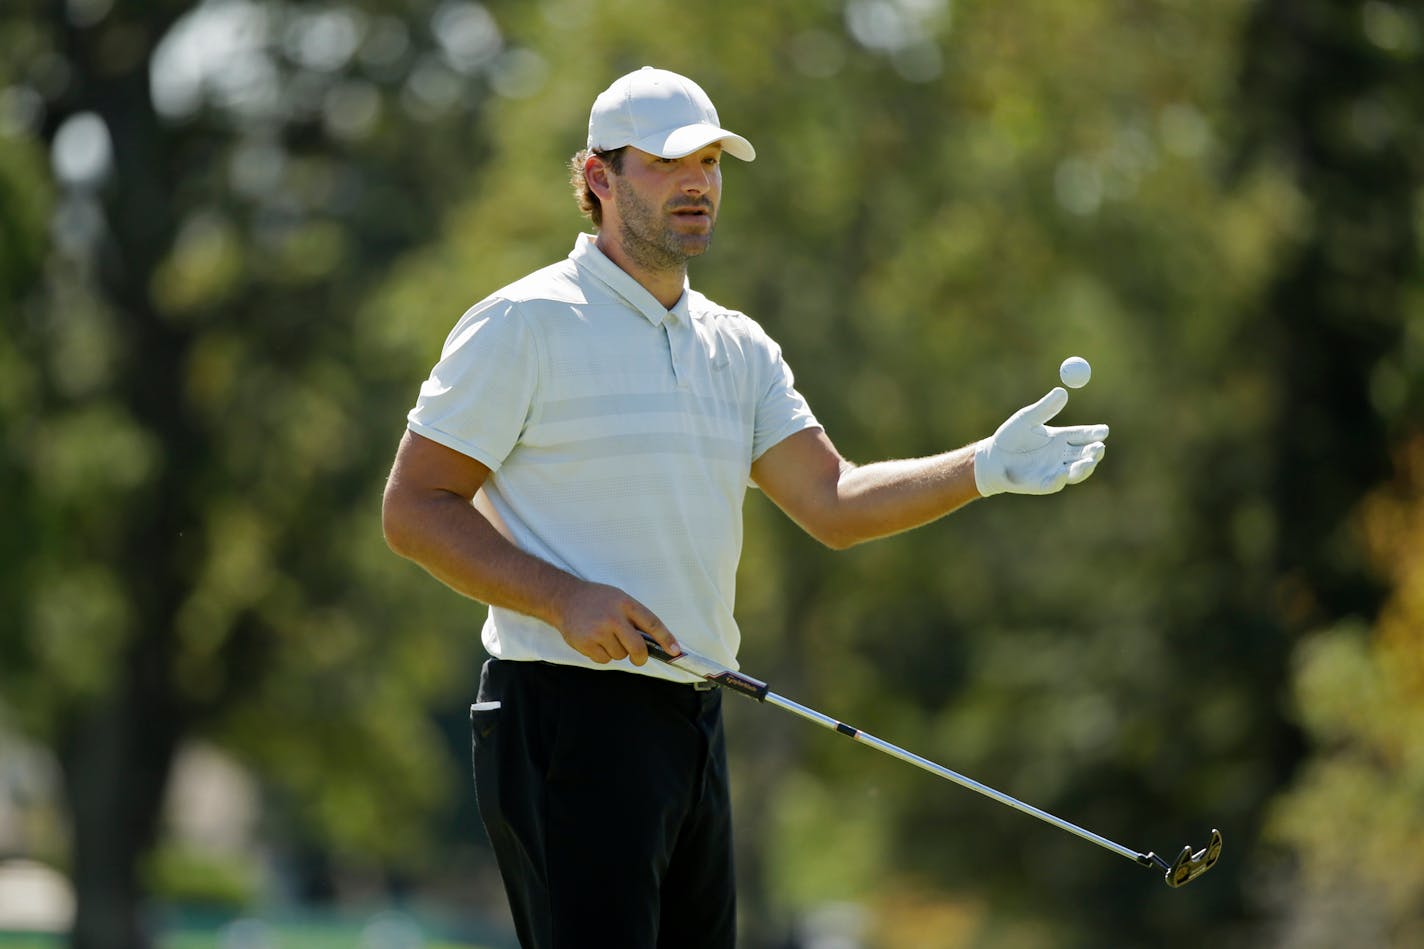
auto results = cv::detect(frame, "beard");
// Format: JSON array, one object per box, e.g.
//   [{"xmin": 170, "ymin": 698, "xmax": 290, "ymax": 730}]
[{"xmin": 610, "ymin": 176, "xmax": 716, "ymax": 275}]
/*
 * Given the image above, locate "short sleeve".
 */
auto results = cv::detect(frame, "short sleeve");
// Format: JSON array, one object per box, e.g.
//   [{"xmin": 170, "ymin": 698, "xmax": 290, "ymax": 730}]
[
  {"xmin": 750, "ymin": 332, "xmax": 820, "ymax": 461},
  {"xmin": 406, "ymin": 298, "xmax": 539, "ymax": 470}
]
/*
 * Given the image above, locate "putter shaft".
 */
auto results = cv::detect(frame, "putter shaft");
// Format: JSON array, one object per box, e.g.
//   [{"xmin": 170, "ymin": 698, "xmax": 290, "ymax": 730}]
[
  {"xmin": 762, "ymin": 690, "xmax": 1146, "ymax": 864},
  {"xmin": 642, "ymin": 635, "xmax": 1222, "ymax": 887}
]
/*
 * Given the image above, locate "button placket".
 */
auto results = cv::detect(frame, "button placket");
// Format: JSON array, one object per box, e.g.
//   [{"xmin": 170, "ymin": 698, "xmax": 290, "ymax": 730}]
[{"xmin": 664, "ymin": 316, "xmax": 691, "ymax": 388}]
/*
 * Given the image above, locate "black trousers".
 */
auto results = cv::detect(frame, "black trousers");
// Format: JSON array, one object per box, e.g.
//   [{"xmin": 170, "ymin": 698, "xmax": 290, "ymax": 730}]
[{"xmin": 470, "ymin": 658, "xmax": 736, "ymax": 949}]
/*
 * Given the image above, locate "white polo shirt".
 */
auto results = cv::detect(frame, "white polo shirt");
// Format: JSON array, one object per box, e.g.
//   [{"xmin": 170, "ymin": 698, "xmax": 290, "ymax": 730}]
[{"xmin": 407, "ymin": 234, "xmax": 820, "ymax": 682}]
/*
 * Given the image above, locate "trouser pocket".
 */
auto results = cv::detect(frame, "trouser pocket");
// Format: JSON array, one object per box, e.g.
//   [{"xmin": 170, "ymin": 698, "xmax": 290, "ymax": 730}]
[{"xmin": 469, "ymin": 699, "xmax": 503, "ymax": 827}]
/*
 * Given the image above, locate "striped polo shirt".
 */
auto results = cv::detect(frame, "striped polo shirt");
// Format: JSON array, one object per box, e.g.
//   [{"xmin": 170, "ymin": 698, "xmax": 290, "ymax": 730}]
[{"xmin": 407, "ymin": 234, "xmax": 820, "ymax": 682}]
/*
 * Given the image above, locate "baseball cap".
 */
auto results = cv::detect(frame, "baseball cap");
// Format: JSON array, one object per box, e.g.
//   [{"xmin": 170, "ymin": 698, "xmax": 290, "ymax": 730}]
[{"xmin": 587, "ymin": 66, "xmax": 756, "ymax": 162}]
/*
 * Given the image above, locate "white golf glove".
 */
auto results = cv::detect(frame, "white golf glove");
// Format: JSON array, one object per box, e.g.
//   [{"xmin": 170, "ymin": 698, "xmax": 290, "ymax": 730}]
[{"xmin": 974, "ymin": 387, "xmax": 1109, "ymax": 497}]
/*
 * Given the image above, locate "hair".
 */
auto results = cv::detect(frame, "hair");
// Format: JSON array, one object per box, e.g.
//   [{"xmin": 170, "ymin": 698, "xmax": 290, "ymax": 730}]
[{"xmin": 570, "ymin": 146, "xmax": 627, "ymax": 229}]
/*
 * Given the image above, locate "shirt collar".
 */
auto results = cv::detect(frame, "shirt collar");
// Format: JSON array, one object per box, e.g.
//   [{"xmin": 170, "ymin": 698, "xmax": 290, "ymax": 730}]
[{"xmin": 569, "ymin": 233, "xmax": 690, "ymax": 326}]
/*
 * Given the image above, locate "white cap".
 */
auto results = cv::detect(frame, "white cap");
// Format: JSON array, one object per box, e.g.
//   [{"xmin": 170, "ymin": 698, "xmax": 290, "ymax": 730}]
[{"xmin": 587, "ymin": 67, "xmax": 756, "ymax": 162}]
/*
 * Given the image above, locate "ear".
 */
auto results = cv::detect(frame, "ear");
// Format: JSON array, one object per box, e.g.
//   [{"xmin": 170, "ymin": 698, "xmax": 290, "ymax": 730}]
[{"xmin": 585, "ymin": 154, "xmax": 614, "ymax": 202}]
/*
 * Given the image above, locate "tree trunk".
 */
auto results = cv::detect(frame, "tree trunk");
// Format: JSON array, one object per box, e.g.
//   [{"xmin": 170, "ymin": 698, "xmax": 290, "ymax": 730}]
[
  {"xmin": 47, "ymin": 7, "xmax": 195, "ymax": 947},
  {"xmin": 60, "ymin": 634, "xmax": 186, "ymax": 949}
]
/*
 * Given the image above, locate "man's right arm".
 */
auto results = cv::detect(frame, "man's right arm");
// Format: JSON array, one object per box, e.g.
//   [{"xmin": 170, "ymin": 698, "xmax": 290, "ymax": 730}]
[{"xmin": 381, "ymin": 430, "xmax": 679, "ymax": 665}]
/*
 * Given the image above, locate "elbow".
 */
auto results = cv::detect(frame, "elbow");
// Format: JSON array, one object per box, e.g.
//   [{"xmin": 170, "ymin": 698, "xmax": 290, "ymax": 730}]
[
  {"xmin": 809, "ymin": 522, "xmax": 865, "ymax": 551},
  {"xmin": 796, "ymin": 502, "xmax": 870, "ymax": 550},
  {"xmin": 382, "ymin": 517, "xmax": 406, "ymax": 558},
  {"xmin": 381, "ymin": 489, "xmax": 416, "ymax": 559}
]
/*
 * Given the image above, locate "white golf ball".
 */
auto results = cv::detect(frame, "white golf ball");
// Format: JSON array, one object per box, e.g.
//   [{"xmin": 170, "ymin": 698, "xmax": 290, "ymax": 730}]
[{"xmin": 1059, "ymin": 356, "xmax": 1092, "ymax": 389}]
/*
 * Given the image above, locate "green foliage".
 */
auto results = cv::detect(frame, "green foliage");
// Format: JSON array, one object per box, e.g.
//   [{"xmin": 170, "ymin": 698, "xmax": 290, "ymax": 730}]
[
  {"xmin": 1264, "ymin": 441, "xmax": 1424, "ymax": 946},
  {"xmin": 142, "ymin": 844, "xmax": 259, "ymax": 911},
  {"xmin": 1, "ymin": 0, "xmax": 1421, "ymax": 946},
  {"xmin": 0, "ymin": 0, "xmax": 512, "ymax": 899},
  {"xmin": 0, "ymin": 136, "xmax": 50, "ymax": 300}
]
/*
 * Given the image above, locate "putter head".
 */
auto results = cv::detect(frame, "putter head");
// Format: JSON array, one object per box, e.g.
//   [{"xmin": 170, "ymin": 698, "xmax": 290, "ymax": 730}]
[{"xmin": 1162, "ymin": 828, "xmax": 1223, "ymax": 887}]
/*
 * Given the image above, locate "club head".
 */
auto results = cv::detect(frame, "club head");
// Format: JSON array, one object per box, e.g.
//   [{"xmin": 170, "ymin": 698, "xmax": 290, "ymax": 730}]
[{"xmin": 1162, "ymin": 828, "xmax": 1222, "ymax": 887}]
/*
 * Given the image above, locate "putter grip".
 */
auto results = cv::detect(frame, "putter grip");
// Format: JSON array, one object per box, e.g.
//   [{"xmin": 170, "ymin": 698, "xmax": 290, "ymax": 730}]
[{"xmin": 642, "ymin": 636, "xmax": 770, "ymax": 701}]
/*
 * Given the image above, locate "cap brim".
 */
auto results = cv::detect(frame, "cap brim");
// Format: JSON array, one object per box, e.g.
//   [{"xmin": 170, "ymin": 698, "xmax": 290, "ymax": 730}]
[{"xmin": 631, "ymin": 123, "xmax": 756, "ymax": 162}]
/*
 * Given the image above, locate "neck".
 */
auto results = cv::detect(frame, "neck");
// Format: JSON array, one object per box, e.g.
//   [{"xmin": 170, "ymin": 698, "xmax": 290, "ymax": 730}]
[{"xmin": 595, "ymin": 231, "xmax": 688, "ymax": 310}]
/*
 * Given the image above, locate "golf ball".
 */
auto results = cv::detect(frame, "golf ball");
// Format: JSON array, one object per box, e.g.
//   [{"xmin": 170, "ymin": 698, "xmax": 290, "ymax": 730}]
[{"xmin": 1059, "ymin": 356, "xmax": 1092, "ymax": 389}]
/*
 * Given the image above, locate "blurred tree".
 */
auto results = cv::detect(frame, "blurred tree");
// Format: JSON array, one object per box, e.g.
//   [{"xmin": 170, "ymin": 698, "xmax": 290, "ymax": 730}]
[
  {"xmin": 3, "ymin": 0, "xmax": 1419, "ymax": 947},
  {"xmin": 0, "ymin": 1, "xmax": 540, "ymax": 946},
  {"xmin": 1228, "ymin": 1, "xmax": 1424, "ymax": 944},
  {"xmin": 1264, "ymin": 439, "xmax": 1424, "ymax": 946},
  {"xmin": 1235, "ymin": 0, "xmax": 1424, "ymax": 609}
]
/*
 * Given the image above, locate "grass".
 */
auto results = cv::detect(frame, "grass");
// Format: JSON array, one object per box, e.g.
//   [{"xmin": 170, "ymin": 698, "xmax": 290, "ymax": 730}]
[
  {"xmin": 0, "ymin": 897, "xmax": 508, "ymax": 949},
  {"xmin": 0, "ymin": 935, "xmax": 487, "ymax": 949},
  {"xmin": 0, "ymin": 922, "xmax": 494, "ymax": 949}
]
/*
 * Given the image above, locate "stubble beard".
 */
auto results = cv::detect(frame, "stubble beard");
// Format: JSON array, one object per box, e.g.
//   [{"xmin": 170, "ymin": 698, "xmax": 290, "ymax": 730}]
[{"xmin": 612, "ymin": 177, "xmax": 715, "ymax": 277}]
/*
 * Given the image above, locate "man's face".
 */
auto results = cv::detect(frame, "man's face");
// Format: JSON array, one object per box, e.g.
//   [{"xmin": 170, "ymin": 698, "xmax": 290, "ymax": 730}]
[{"xmin": 605, "ymin": 144, "xmax": 723, "ymax": 273}]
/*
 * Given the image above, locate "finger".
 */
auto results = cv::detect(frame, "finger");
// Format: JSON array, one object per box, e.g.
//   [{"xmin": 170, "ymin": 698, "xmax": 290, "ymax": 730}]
[
  {"xmin": 1037, "ymin": 466, "xmax": 1069, "ymax": 494},
  {"xmin": 1013, "ymin": 387, "xmax": 1068, "ymax": 428},
  {"xmin": 584, "ymin": 642, "xmax": 613, "ymax": 664},
  {"xmin": 627, "ymin": 602, "xmax": 680, "ymax": 658},
  {"xmin": 1065, "ymin": 443, "xmax": 1106, "ymax": 484},
  {"xmin": 602, "ymin": 629, "xmax": 631, "ymax": 662},
  {"xmin": 612, "ymin": 624, "xmax": 649, "ymax": 666},
  {"xmin": 1062, "ymin": 424, "xmax": 1110, "ymax": 445}
]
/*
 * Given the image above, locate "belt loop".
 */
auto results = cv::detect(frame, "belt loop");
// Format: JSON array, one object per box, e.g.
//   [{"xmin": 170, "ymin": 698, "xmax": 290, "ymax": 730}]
[{"xmin": 692, "ymin": 680, "xmax": 715, "ymax": 692}]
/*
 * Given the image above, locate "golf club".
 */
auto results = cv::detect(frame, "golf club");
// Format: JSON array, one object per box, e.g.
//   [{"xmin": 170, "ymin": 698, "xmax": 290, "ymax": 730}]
[{"xmin": 642, "ymin": 635, "xmax": 1222, "ymax": 888}]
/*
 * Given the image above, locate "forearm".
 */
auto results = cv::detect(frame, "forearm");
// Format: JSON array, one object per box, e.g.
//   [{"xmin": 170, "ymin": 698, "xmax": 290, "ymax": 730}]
[
  {"xmin": 383, "ymin": 490, "xmax": 579, "ymax": 628},
  {"xmin": 383, "ymin": 430, "xmax": 679, "ymax": 664},
  {"xmin": 823, "ymin": 445, "xmax": 981, "ymax": 548},
  {"xmin": 752, "ymin": 429, "xmax": 984, "ymax": 549}
]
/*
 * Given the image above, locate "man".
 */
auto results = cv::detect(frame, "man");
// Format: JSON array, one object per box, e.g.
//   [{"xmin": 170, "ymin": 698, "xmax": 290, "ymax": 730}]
[{"xmin": 382, "ymin": 66, "xmax": 1108, "ymax": 949}]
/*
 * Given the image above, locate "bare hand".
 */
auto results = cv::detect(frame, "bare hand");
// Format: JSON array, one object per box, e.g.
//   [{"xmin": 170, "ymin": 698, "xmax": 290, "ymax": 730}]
[{"xmin": 554, "ymin": 581, "xmax": 680, "ymax": 666}]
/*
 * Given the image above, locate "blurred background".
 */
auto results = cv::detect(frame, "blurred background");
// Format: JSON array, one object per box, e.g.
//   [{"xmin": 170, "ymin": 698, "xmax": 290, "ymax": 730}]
[{"xmin": 1, "ymin": 0, "xmax": 1421, "ymax": 947}]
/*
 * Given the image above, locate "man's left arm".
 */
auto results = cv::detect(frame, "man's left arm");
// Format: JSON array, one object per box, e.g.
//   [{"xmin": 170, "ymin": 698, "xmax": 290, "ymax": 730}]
[
  {"xmin": 750, "ymin": 387, "xmax": 1108, "ymax": 549},
  {"xmin": 750, "ymin": 429, "xmax": 979, "ymax": 549}
]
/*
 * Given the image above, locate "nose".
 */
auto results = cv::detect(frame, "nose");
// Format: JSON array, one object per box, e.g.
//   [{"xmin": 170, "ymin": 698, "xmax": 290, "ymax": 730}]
[{"xmin": 680, "ymin": 161, "xmax": 713, "ymax": 195}]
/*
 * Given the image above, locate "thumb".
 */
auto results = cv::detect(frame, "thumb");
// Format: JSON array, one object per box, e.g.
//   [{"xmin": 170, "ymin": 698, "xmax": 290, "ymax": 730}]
[{"xmin": 1011, "ymin": 387, "xmax": 1069, "ymax": 428}]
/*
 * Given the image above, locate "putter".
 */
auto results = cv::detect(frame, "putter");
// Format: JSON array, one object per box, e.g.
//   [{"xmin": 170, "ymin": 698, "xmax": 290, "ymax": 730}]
[{"xmin": 642, "ymin": 636, "xmax": 1222, "ymax": 888}]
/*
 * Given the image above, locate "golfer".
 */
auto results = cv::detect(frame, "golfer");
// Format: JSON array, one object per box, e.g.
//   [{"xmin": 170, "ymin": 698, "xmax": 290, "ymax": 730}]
[{"xmin": 382, "ymin": 66, "xmax": 1108, "ymax": 949}]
